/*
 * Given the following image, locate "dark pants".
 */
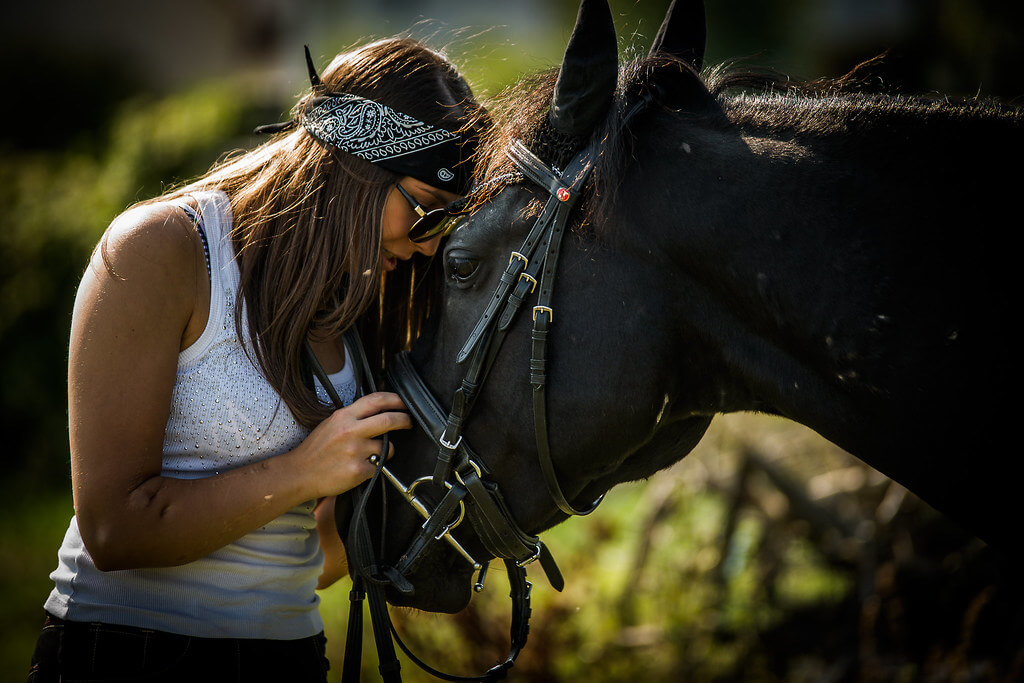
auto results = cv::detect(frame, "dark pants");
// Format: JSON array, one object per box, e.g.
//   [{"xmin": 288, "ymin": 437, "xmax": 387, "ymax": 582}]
[{"xmin": 27, "ymin": 613, "xmax": 329, "ymax": 682}]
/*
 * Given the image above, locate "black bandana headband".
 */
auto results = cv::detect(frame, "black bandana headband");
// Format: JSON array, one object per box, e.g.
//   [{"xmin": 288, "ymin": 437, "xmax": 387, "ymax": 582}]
[{"xmin": 254, "ymin": 46, "xmax": 475, "ymax": 194}]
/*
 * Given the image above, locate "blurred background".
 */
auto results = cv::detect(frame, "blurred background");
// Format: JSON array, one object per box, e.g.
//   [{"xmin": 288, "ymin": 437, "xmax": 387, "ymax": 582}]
[{"xmin": 1, "ymin": 1, "xmax": 1021, "ymax": 680}]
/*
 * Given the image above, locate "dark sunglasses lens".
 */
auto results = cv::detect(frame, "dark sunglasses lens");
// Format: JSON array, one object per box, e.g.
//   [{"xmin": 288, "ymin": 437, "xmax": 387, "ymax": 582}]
[{"xmin": 409, "ymin": 210, "xmax": 463, "ymax": 243}]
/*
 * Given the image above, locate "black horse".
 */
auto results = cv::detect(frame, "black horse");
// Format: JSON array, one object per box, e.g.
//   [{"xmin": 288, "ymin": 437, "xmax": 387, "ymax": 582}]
[{"xmin": 353, "ymin": 0, "xmax": 1023, "ymax": 615}]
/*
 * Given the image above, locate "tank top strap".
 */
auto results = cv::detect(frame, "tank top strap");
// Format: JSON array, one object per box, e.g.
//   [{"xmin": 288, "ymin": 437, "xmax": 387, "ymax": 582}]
[{"xmin": 179, "ymin": 204, "xmax": 211, "ymax": 278}]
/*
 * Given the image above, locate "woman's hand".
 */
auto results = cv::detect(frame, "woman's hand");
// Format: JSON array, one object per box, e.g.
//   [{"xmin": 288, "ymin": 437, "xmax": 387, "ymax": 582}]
[
  {"xmin": 306, "ymin": 397, "xmax": 412, "ymax": 589},
  {"xmin": 293, "ymin": 392, "xmax": 411, "ymax": 500}
]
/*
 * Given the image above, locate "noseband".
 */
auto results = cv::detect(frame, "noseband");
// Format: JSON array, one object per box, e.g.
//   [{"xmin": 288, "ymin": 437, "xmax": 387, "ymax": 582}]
[{"xmin": 322, "ymin": 94, "xmax": 653, "ymax": 683}]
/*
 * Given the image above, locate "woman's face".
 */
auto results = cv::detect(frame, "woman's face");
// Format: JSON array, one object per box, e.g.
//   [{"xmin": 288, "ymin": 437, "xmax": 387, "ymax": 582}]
[{"xmin": 380, "ymin": 176, "xmax": 461, "ymax": 272}]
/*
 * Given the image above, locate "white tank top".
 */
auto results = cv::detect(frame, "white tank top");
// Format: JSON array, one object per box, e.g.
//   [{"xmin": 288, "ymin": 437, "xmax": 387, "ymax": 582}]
[{"xmin": 44, "ymin": 190, "xmax": 357, "ymax": 638}]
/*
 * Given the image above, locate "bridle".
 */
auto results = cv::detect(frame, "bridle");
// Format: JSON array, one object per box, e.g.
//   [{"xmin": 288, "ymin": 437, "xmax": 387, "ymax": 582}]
[{"xmin": 312, "ymin": 94, "xmax": 653, "ymax": 683}]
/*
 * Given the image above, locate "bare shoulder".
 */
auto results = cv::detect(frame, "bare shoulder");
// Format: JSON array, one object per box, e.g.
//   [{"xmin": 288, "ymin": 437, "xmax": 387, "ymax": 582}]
[
  {"xmin": 95, "ymin": 200, "xmax": 202, "ymax": 281},
  {"xmin": 76, "ymin": 200, "xmax": 208, "ymax": 343}
]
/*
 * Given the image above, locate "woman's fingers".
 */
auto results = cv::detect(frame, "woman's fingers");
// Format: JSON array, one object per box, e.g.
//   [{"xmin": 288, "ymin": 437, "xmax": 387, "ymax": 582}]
[
  {"xmin": 352, "ymin": 409, "xmax": 412, "ymax": 438},
  {"xmin": 332, "ymin": 392, "xmax": 411, "ymax": 438},
  {"xmin": 367, "ymin": 438, "xmax": 397, "ymax": 463},
  {"xmin": 346, "ymin": 391, "xmax": 408, "ymax": 418}
]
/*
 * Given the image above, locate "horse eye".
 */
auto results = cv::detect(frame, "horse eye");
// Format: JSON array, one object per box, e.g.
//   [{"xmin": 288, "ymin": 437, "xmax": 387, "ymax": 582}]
[{"xmin": 445, "ymin": 253, "xmax": 479, "ymax": 283}]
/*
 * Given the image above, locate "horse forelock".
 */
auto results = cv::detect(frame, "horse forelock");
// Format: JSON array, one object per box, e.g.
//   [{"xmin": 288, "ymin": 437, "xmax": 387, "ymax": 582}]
[{"xmin": 469, "ymin": 54, "xmax": 695, "ymax": 227}]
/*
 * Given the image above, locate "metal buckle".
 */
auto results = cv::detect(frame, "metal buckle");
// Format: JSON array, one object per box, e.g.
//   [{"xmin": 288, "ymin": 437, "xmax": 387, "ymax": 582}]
[
  {"xmin": 532, "ymin": 305, "xmax": 553, "ymax": 322},
  {"xmin": 431, "ymin": 509, "xmax": 466, "ymax": 541},
  {"xmin": 439, "ymin": 432, "xmax": 463, "ymax": 451},
  {"xmin": 516, "ymin": 543, "xmax": 542, "ymax": 567},
  {"xmin": 453, "ymin": 459, "xmax": 484, "ymax": 487},
  {"xmin": 518, "ymin": 272, "xmax": 538, "ymax": 294},
  {"xmin": 509, "ymin": 251, "xmax": 528, "ymax": 268}
]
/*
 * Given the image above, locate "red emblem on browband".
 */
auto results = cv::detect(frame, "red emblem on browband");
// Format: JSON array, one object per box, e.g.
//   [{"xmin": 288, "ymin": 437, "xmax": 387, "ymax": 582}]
[{"xmin": 556, "ymin": 188, "xmax": 570, "ymax": 202}]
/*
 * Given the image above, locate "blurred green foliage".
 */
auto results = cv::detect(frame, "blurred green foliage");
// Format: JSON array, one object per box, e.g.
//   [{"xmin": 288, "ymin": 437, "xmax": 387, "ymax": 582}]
[
  {"xmin": 0, "ymin": 491, "xmax": 74, "ymax": 680},
  {"xmin": 317, "ymin": 415, "xmax": 1021, "ymax": 681},
  {"xmin": 0, "ymin": 80, "xmax": 259, "ymax": 492}
]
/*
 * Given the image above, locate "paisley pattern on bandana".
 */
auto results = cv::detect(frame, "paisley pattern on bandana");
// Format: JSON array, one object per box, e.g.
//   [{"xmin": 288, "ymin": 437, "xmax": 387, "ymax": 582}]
[{"xmin": 301, "ymin": 93, "xmax": 459, "ymax": 162}]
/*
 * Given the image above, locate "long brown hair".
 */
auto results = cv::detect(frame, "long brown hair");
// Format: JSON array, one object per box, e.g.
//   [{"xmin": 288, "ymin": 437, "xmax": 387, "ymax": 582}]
[{"xmin": 164, "ymin": 38, "xmax": 485, "ymax": 427}]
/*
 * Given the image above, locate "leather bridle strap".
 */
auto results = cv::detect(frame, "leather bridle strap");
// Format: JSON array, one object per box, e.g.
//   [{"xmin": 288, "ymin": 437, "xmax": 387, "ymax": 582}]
[
  {"xmin": 507, "ymin": 141, "xmax": 605, "ymax": 516},
  {"xmin": 309, "ymin": 333, "xmax": 537, "ymax": 683},
  {"xmin": 304, "ymin": 336, "xmax": 404, "ymax": 682},
  {"xmin": 434, "ymin": 189, "xmax": 566, "ymax": 488},
  {"xmin": 389, "ymin": 559, "xmax": 532, "ymax": 683},
  {"xmin": 456, "ymin": 171, "xmax": 559, "ymax": 364},
  {"xmin": 432, "ymin": 140, "xmax": 603, "ymax": 509},
  {"xmin": 394, "ymin": 481, "xmax": 467, "ymax": 575},
  {"xmin": 387, "ymin": 353, "xmax": 563, "ymax": 590}
]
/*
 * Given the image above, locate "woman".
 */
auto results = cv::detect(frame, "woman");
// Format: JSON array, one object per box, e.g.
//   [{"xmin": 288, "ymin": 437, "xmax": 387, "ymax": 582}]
[{"xmin": 29, "ymin": 37, "xmax": 485, "ymax": 682}]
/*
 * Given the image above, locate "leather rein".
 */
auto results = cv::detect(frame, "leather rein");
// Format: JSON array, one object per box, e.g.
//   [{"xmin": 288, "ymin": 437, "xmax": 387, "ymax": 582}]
[{"xmin": 310, "ymin": 94, "xmax": 653, "ymax": 679}]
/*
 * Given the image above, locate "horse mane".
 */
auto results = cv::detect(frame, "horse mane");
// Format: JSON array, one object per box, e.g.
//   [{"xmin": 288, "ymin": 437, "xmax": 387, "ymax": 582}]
[
  {"xmin": 468, "ymin": 53, "xmax": 1021, "ymax": 226},
  {"xmin": 714, "ymin": 69, "xmax": 1020, "ymax": 141}
]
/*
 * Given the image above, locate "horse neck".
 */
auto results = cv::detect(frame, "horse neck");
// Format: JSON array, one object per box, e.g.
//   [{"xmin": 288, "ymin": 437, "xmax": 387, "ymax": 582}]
[{"xmin": 614, "ymin": 92, "xmax": 1020, "ymax": 456}]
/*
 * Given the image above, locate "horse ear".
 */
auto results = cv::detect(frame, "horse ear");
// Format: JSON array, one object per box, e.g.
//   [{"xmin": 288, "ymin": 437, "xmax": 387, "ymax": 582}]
[
  {"xmin": 648, "ymin": 0, "xmax": 706, "ymax": 72},
  {"xmin": 549, "ymin": 0, "xmax": 619, "ymax": 138}
]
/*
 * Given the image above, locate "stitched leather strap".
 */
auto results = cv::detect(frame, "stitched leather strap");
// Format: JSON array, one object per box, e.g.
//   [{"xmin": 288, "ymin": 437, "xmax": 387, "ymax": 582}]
[
  {"xmin": 395, "ymin": 482, "xmax": 468, "ymax": 576},
  {"xmin": 508, "ymin": 140, "xmax": 566, "ymax": 196},
  {"xmin": 388, "ymin": 353, "xmax": 567, "ymax": 592},
  {"xmin": 457, "ymin": 188, "xmax": 561, "ymax": 363}
]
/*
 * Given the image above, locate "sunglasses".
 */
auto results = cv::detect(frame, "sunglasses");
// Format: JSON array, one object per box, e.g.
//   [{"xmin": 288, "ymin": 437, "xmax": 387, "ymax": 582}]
[{"xmin": 395, "ymin": 183, "xmax": 467, "ymax": 243}]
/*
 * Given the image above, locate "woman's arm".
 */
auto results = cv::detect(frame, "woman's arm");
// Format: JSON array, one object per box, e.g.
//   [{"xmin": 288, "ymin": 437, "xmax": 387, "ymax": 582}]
[{"xmin": 70, "ymin": 204, "xmax": 409, "ymax": 571}]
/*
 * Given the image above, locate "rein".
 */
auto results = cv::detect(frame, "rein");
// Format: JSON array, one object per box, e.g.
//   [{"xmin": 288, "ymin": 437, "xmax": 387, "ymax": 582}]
[
  {"xmin": 307, "ymin": 331, "xmax": 536, "ymax": 683},
  {"xmin": 315, "ymin": 93, "xmax": 654, "ymax": 682}
]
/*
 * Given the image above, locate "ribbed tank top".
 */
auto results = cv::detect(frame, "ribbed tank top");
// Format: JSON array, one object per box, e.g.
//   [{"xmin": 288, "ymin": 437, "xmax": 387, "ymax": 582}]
[{"xmin": 44, "ymin": 190, "xmax": 357, "ymax": 639}]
